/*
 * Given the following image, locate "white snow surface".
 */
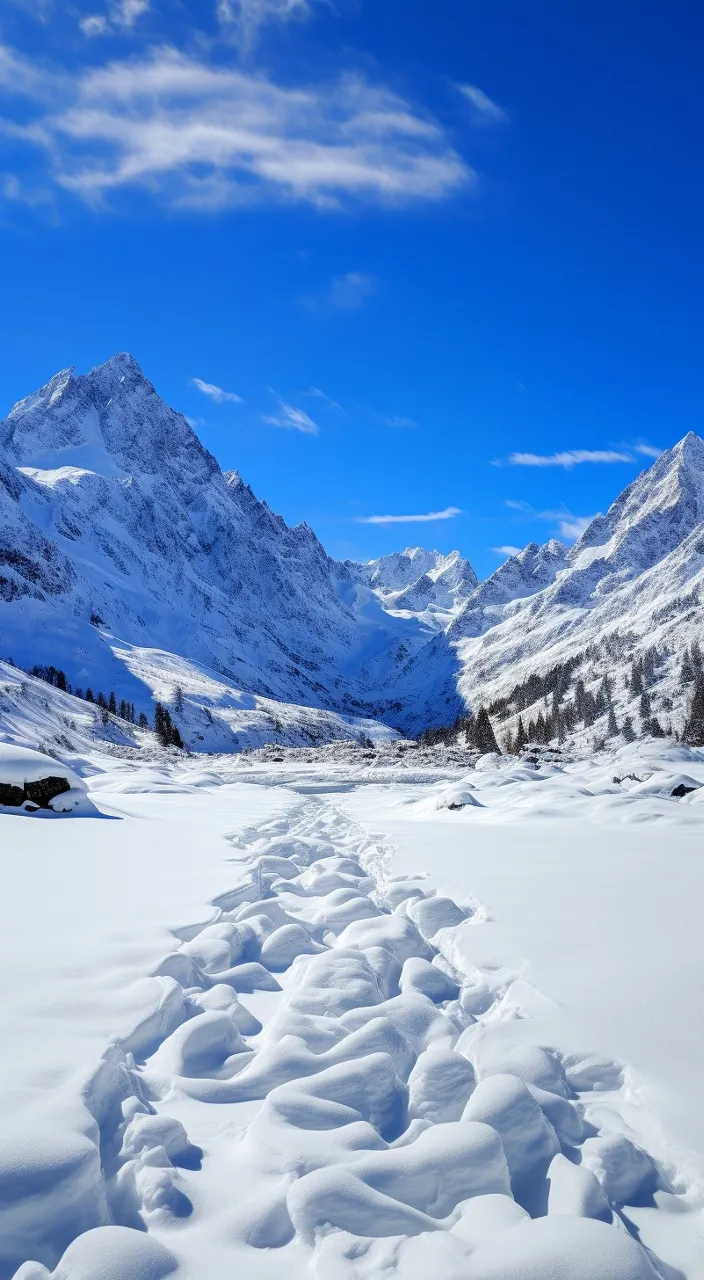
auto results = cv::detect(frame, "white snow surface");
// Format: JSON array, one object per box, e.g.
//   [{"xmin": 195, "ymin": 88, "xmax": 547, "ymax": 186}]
[{"xmin": 2, "ymin": 742, "xmax": 704, "ymax": 1279}]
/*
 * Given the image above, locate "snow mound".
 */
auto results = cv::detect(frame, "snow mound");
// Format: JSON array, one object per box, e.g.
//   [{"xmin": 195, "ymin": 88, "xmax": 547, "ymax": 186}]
[
  {"xmin": 465, "ymin": 1215, "xmax": 660, "ymax": 1280},
  {"xmin": 0, "ymin": 744, "xmax": 87, "ymax": 814}
]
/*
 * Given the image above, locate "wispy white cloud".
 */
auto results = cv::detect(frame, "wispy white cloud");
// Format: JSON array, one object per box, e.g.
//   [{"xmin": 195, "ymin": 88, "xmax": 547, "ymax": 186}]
[
  {"xmin": 458, "ymin": 83, "xmax": 508, "ymax": 124},
  {"xmin": 557, "ymin": 514, "xmax": 593, "ymax": 540},
  {"xmin": 329, "ymin": 271, "xmax": 376, "ymax": 311},
  {"xmin": 192, "ymin": 377, "xmax": 242, "ymax": 404},
  {"xmin": 3, "ymin": 46, "xmax": 471, "ymax": 212},
  {"xmin": 492, "ymin": 545, "xmax": 521, "ymax": 556},
  {"xmin": 504, "ymin": 499, "xmax": 595, "ymax": 543},
  {"xmin": 507, "ymin": 449, "xmax": 633, "ymax": 468},
  {"xmin": 263, "ymin": 392, "xmax": 319, "ymax": 434},
  {"xmin": 80, "ymin": 0, "xmax": 149, "ymax": 36},
  {"xmin": 217, "ymin": 0, "xmax": 311, "ymax": 49},
  {"xmin": 633, "ymin": 442, "xmax": 662, "ymax": 458},
  {"xmin": 302, "ymin": 386, "xmax": 344, "ymax": 413},
  {"xmin": 303, "ymin": 270, "xmax": 377, "ymax": 313},
  {"xmin": 356, "ymin": 506, "xmax": 462, "ymax": 525},
  {"xmin": 381, "ymin": 414, "xmax": 417, "ymax": 429},
  {"xmin": 185, "ymin": 414, "xmax": 207, "ymax": 427}
]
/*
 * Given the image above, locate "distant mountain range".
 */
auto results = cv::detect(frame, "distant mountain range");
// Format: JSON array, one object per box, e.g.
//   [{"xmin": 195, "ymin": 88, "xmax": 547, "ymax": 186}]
[{"xmin": 0, "ymin": 354, "xmax": 701, "ymax": 750}]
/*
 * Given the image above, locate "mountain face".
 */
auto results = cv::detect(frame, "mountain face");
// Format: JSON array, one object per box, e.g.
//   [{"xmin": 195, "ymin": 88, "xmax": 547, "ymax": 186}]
[
  {"xmin": 0, "ymin": 355, "xmax": 440, "ymax": 747},
  {"xmin": 392, "ymin": 433, "xmax": 704, "ymax": 740},
  {"xmin": 1, "ymin": 354, "xmax": 704, "ymax": 752},
  {"xmin": 347, "ymin": 547, "xmax": 478, "ymax": 625}
]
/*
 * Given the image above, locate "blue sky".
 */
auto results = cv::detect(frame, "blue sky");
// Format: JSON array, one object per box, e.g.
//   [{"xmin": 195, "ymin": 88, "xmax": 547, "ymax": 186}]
[{"xmin": 1, "ymin": 0, "xmax": 702, "ymax": 576}]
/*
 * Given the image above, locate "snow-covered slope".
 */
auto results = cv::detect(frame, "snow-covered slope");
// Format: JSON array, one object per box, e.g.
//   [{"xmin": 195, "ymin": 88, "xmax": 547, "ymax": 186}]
[
  {"xmin": 392, "ymin": 434, "xmax": 704, "ymax": 742},
  {"xmin": 0, "ymin": 656, "xmax": 398, "ymax": 758},
  {"xmin": 0, "ymin": 356, "xmax": 427, "ymax": 744}
]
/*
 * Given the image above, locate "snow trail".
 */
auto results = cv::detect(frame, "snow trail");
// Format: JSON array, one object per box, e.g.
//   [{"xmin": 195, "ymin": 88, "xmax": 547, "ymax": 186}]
[{"xmin": 8, "ymin": 796, "xmax": 700, "ymax": 1279}]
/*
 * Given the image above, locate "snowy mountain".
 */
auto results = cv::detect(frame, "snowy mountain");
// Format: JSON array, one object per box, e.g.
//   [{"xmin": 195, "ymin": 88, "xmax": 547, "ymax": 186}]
[
  {"xmin": 348, "ymin": 547, "xmax": 477, "ymax": 626},
  {"xmin": 0, "ymin": 355, "xmax": 433, "ymax": 748},
  {"xmin": 2, "ymin": 354, "xmax": 704, "ymax": 753},
  {"xmin": 392, "ymin": 433, "xmax": 704, "ymax": 743}
]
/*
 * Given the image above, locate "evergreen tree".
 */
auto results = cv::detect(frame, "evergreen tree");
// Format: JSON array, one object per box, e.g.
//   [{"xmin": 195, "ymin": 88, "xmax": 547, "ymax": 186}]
[
  {"xmin": 74, "ymin": 687, "xmax": 83, "ymax": 701},
  {"xmin": 692, "ymin": 640, "xmax": 702, "ymax": 670},
  {"xmin": 85, "ymin": 688, "xmax": 94, "ymax": 703},
  {"xmin": 630, "ymin": 661, "xmax": 643, "ymax": 696},
  {"xmin": 97, "ymin": 692, "xmax": 107, "ymax": 709},
  {"xmin": 680, "ymin": 650, "xmax": 694, "ymax": 685},
  {"xmin": 515, "ymin": 716, "xmax": 527, "ymax": 753},
  {"xmin": 682, "ymin": 675, "xmax": 704, "ymax": 745},
  {"xmin": 622, "ymin": 714, "xmax": 636, "ymax": 743},
  {"xmin": 607, "ymin": 705, "xmax": 618, "ymax": 737},
  {"xmin": 475, "ymin": 707, "xmax": 499, "ymax": 755},
  {"xmin": 174, "ymin": 685, "xmax": 185, "ymax": 714},
  {"xmin": 649, "ymin": 716, "xmax": 665, "ymax": 738},
  {"xmin": 138, "ymin": 711, "xmax": 149, "ymax": 729},
  {"xmin": 574, "ymin": 679, "xmax": 587, "ymax": 721},
  {"xmin": 639, "ymin": 688, "xmax": 651, "ymax": 720},
  {"xmin": 108, "ymin": 691, "xmax": 117, "ymax": 715},
  {"xmin": 154, "ymin": 702, "xmax": 184, "ymax": 749},
  {"xmin": 643, "ymin": 647, "xmax": 656, "ymax": 685}
]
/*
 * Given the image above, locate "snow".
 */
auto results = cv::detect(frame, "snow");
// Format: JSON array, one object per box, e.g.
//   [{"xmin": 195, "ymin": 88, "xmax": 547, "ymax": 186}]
[
  {"xmin": 2, "ymin": 742, "xmax": 704, "ymax": 1279},
  {"xmin": 5, "ymin": 355, "xmax": 704, "ymax": 1277},
  {"xmin": 0, "ymin": 743, "xmax": 83, "ymax": 789}
]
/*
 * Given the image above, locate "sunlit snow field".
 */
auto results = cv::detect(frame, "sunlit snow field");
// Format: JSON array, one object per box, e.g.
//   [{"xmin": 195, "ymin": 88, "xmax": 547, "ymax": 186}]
[{"xmin": 2, "ymin": 744, "xmax": 704, "ymax": 1279}]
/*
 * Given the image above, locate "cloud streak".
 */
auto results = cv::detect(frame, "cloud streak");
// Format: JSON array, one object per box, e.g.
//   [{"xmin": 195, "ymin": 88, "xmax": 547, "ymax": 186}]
[
  {"xmin": 192, "ymin": 377, "xmax": 243, "ymax": 404},
  {"xmin": 263, "ymin": 393, "xmax": 319, "ymax": 434},
  {"xmin": 504, "ymin": 499, "xmax": 594, "ymax": 543},
  {"xmin": 2, "ymin": 46, "xmax": 472, "ymax": 212},
  {"xmin": 507, "ymin": 449, "xmax": 633, "ymax": 468},
  {"xmin": 458, "ymin": 84, "xmax": 508, "ymax": 124},
  {"xmin": 633, "ymin": 442, "xmax": 662, "ymax": 458},
  {"xmin": 356, "ymin": 506, "xmax": 462, "ymax": 525}
]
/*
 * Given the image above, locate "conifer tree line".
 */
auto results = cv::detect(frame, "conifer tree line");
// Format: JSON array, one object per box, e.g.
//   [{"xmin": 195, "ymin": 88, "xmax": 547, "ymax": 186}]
[
  {"xmin": 24, "ymin": 663, "xmax": 185, "ymax": 748},
  {"xmin": 418, "ymin": 707, "xmax": 499, "ymax": 753},
  {"xmin": 417, "ymin": 636, "xmax": 704, "ymax": 752}
]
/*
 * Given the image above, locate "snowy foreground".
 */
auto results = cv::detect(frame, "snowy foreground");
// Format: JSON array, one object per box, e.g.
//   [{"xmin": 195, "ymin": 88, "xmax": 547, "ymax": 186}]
[{"xmin": 2, "ymin": 745, "xmax": 704, "ymax": 1279}]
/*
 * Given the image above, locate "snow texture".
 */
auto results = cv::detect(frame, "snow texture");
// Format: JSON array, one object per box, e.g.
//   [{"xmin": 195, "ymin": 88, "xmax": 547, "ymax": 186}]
[{"xmin": 3, "ymin": 747, "xmax": 704, "ymax": 1279}]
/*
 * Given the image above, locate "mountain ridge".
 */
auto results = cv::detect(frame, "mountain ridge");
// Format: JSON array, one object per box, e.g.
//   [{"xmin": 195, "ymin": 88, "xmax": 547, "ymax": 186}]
[{"xmin": 1, "ymin": 353, "xmax": 703, "ymax": 752}]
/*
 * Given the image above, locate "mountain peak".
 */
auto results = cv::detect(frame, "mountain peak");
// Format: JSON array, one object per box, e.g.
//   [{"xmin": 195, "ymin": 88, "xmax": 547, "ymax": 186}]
[{"xmin": 1, "ymin": 354, "xmax": 218, "ymax": 483}]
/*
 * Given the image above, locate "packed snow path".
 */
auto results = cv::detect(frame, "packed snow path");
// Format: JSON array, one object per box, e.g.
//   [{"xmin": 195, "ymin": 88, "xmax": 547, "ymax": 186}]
[{"xmin": 8, "ymin": 794, "xmax": 701, "ymax": 1280}]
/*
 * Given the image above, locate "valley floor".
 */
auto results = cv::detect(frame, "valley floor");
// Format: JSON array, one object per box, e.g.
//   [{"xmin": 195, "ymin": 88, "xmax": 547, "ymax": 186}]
[{"xmin": 2, "ymin": 745, "xmax": 704, "ymax": 1279}]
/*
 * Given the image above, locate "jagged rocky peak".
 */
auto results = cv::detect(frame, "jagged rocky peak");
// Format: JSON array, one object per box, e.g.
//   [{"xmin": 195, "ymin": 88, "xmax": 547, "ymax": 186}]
[
  {"xmin": 351, "ymin": 546, "xmax": 477, "ymax": 596},
  {"xmin": 567, "ymin": 432, "xmax": 704, "ymax": 577},
  {"xmin": 1, "ymin": 353, "xmax": 219, "ymax": 483}
]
